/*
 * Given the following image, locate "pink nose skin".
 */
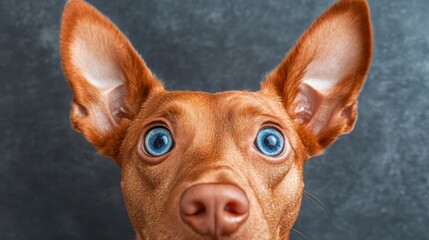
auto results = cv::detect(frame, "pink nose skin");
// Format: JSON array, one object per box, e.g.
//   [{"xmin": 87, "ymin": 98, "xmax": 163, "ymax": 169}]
[{"xmin": 180, "ymin": 184, "xmax": 250, "ymax": 237}]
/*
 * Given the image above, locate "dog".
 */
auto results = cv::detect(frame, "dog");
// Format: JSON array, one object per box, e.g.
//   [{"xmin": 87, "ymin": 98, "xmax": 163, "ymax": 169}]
[{"xmin": 60, "ymin": 0, "xmax": 372, "ymax": 239}]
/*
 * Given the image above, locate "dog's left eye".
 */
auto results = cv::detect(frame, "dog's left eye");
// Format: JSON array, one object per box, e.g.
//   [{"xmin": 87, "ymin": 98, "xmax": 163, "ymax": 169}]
[
  {"xmin": 144, "ymin": 127, "xmax": 174, "ymax": 157},
  {"xmin": 254, "ymin": 127, "xmax": 285, "ymax": 157}
]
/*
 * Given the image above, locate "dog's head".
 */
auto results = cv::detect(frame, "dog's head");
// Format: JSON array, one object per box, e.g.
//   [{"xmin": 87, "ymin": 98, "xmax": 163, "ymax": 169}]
[{"xmin": 60, "ymin": 0, "xmax": 372, "ymax": 239}]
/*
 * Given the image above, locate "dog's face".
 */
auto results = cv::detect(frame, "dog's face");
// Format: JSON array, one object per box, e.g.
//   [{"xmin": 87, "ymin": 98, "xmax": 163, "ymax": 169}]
[
  {"xmin": 60, "ymin": 0, "xmax": 372, "ymax": 239},
  {"xmin": 119, "ymin": 91, "xmax": 306, "ymax": 239}
]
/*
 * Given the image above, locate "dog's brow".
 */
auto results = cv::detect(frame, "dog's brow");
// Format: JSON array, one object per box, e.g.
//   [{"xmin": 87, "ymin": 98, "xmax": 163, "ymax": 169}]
[
  {"xmin": 234, "ymin": 105, "xmax": 284, "ymax": 123},
  {"xmin": 154, "ymin": 103, "xmax": 187, "ymax": 124}
]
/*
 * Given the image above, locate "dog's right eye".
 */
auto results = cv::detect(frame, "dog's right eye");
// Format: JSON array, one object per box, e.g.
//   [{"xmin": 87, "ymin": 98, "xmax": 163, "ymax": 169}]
[
  {"xmin": 143, "ymin": 127, "xmax": 174, "ymax": 157},
  {"xmin": 254, "ymin": 127, "xmax": 285, "ymax": 157}
]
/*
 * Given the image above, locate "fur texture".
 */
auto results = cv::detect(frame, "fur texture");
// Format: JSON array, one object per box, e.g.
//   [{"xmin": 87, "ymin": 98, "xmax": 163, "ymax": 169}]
[{"xmin": 60, "ymin": 0, "xmax": 372, "ymax": 239}]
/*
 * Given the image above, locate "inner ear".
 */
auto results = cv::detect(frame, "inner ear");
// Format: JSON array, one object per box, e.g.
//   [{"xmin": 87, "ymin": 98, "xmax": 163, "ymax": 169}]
[
  {"xmin": 71, "ymin": 23, "xmax": 125, "ymax": 91},
  {"xmin": 105, "ymin": 84, "xmax": 128, "ymax": 123},
  {"xmin": 71, "ymin": 23, "xmax": 129, "ymax": 126},
  {"xmin": 294, "ymin": 84, "xmax": 323, "ymax": 125},
  {"xmin": 294, "ymin": 10, "xmax": 369, "ymax": 135},
  {"xmin": 60, "ymin": 0, "xmax": 164, "ymax": 160},
  {"xmin": 69, "ymin": 21, "xmax": 129, "ymax": 129},
  {"xmin": 300, "ymin": 12, "xmax": 365, "ymax": 96}
]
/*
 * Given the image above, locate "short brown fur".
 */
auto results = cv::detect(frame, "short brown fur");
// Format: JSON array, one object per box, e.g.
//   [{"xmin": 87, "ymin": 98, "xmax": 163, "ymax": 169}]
[{"xmin": 60, "ymin": 0, "xmax": 372, "ymax": 239}]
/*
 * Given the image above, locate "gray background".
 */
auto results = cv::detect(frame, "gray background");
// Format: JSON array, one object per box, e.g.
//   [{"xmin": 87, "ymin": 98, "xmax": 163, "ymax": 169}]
[{"xmin": 1, "ymin": 0, "xmax": 428, "ymax": 239}]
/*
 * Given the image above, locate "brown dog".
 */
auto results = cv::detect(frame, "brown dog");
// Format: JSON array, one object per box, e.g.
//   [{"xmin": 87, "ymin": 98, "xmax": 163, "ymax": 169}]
[{"xmin": 60, "ymin": 0, "xmax": 372, "ymax": 239}]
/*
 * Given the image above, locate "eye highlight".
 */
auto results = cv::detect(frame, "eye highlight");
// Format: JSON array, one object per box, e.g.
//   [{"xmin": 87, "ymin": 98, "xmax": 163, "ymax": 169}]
[
  {"xmin": 254, "ymin": 127, "xmax": 285, "ymax": 157},
  {"xmin": 144, "ymin": 127, "xmax": 174, "ymax": 157}
]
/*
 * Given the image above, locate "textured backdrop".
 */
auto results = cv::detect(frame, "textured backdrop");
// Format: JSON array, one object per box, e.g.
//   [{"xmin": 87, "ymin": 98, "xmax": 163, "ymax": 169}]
[{"xmin": 1, "ymin": 0, "xmax": 428, "ymax": 239}]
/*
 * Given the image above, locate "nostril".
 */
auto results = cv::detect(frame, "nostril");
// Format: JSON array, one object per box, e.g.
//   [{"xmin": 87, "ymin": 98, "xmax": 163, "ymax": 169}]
[
  {"xmin": 184, "ymin": 201, "xmax": 206, "ymax": 216},
  {"xmin": 218, "ymin": 199, "xmax": 249, "ymax": 235},
  {"xmin": 224, "ymin": 201, "xmax": 248, "ymax": 215},
  {"xmin": 180, "ymin": 184, "xmax": 249, "ymax": 236},
  {"xmin": 225, "ymin": 202, "xmax": 237, "ymax": 213}
]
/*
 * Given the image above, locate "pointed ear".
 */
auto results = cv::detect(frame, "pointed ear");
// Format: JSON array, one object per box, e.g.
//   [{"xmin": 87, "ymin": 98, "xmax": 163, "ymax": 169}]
[
  {"xmin": 261, "ymin": 0, "xmax": 372, "ymax": 156},
  {"xmin": 60, "ymin": 0, "xmax": 163, "ymax": 161}
]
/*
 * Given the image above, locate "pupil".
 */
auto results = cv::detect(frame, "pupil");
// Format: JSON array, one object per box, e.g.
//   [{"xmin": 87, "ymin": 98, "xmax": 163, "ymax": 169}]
[
  {"xmin": 153, "ymin": 134, "xmax": 168, "ymax": 150},
  {"xmin": 264, "ymin": 135, "xmax": 278, "ymax": 149}
]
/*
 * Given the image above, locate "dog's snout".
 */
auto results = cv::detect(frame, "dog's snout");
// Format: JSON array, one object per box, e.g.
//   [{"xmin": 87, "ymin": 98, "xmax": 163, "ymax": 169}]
[{"xmin": 179, "ymin": 183, "xmax": 249, "ymax": 237}]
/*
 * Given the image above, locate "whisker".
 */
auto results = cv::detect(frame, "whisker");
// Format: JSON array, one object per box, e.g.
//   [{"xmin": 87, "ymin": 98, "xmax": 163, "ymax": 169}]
[
  {"xmin": 92, "ymin": 194, "xmax": 116, "ymax": 208},
  {"xmin": 279, "ymin": 230, "xmax": 289, "ymax": 240},
  {"xmin": 303, "ymin": 190, "xmax": 332, "ymax": 215},
  {"xmin": 291, "ymin": 227, "xmax": 310, "ymax": 240},
  {"xmin": 279, "ymin": 227, "xmax": 309, "ymax": 240}
]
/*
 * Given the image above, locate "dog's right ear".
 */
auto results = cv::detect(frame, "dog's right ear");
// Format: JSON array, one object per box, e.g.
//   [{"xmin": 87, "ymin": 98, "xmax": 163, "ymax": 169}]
[
  {"xmin": 60, "ymin": 0, "xmax": 163, "ymax": 161},
  {"xmin": 260, "ymin": 0, "xmax": 372, "ymax": 156}
]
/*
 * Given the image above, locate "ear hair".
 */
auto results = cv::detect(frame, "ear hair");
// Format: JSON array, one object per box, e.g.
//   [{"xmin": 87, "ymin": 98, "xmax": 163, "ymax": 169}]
[
  {"xmin": 60, "ymin": 0, "xmax": 163, "ymax": 161},
  {"xmin": 261, "ymin": 0, "xmax": 372, "ymax": 156}
]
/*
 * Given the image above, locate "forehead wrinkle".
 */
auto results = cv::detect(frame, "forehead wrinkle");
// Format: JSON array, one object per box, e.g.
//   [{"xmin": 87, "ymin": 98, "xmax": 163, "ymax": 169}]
[
  {"xmin": 150, "ymin": 102, "xmax": 188, "ymax": 126},
  {"xmin": 222, "ymin": 95, "xmax": 284, "ymax": 126},
  {"xmin": 235, "ymin": 105, "xmax": 284, "ymax": 124},
  {"xmin": 224, "ymin": 92, "xmax": 280, "ymax": 114}
]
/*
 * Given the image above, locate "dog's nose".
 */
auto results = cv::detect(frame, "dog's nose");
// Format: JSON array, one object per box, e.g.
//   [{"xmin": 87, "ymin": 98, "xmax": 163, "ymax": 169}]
[{"xmin": 180, "ymin": 183, "xmax": 249, "ymax": 237}]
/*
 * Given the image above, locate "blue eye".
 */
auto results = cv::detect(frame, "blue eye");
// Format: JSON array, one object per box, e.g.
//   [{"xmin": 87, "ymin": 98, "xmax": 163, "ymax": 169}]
[
  {"xmin": 144, "ymin": 127, "xmax": 174, "ymax": 157},
  {"xmin": 255, "ymin": 128, "xmax": 285, "ymax": 157}
]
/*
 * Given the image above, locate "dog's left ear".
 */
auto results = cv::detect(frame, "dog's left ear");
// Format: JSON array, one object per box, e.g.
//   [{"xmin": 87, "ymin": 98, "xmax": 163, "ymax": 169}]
[{"xmin": 261, "ymin": 0, "xmax": 372, "ymax": 156}]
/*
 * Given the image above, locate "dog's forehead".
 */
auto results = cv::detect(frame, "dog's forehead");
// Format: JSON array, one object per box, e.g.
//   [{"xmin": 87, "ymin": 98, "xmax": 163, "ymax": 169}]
[
  {"xmin": 215, "ymin": 91, "xmax": 284, "ymax": 116},
  {"xmin": 143, "ymin": 90, "xmax": 286, "ymax": 121}
]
